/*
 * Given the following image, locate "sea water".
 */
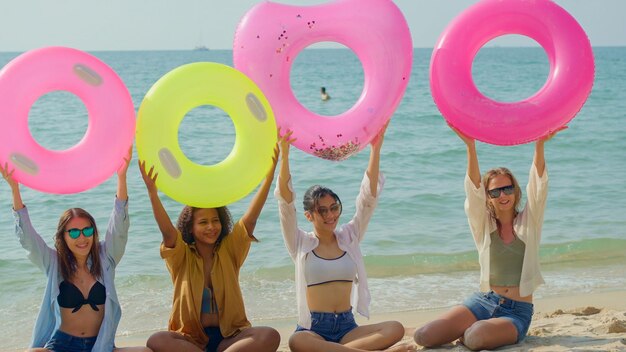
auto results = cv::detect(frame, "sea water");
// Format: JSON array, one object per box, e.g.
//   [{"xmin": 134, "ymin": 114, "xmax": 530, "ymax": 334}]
[{"xmin": 0, "ymin": 47, "xmax": 625, "ymax": 349}]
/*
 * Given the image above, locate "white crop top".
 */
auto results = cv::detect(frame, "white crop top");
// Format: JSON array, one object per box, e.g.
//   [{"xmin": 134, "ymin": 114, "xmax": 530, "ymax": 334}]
[{"xmin": 304, "ymin": 251, "xmax": 357, "ymax": 287}]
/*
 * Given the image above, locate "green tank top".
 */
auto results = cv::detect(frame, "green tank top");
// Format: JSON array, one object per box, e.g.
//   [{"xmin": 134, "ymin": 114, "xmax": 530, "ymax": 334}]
[{"xmin": 489, "ymin": 230, "xmax": 525, "ymax": 286}]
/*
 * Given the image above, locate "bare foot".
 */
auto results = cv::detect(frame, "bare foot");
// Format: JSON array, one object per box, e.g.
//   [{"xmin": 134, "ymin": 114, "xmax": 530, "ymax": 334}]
[{"xmin": 385, "ymin": 343, "xmax": 417, "ymax": 351}]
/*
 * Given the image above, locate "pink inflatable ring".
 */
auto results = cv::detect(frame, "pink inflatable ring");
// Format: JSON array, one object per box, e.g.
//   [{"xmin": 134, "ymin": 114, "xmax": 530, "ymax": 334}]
[
  {"xmin": 430, "ymin": 0, "xmax": 594, "ymax": 145},
  {"xmin": 234, "ymin": 0, "xmax": 412, "ymax": 160},
  {"xmin": 0, "ymin": 47, "xmax": 135, "ymax": 193}
]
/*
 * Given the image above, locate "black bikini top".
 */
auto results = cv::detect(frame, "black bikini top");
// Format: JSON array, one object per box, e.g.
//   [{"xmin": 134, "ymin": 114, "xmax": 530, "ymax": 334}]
[{"xmin": 57, "ymin": 280, "xmax": 106, "ymax": 313}]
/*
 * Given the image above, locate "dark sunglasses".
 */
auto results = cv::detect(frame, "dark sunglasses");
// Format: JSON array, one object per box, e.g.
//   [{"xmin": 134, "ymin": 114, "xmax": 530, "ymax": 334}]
[
  {"xmin": 487, "ymin": 185, "xmax": 515, "ymax": 199},
  {"xmin": 316, "ymin": 203, "xmax": 342, "ymax": 217},
  {"xmin": 67, "ymin": 226, "xmax": 95, "ymax": 239}
]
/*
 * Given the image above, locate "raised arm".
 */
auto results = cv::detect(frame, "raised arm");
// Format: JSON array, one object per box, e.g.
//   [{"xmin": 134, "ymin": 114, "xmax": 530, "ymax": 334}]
[
  {"xmin": 2, "ymin": 163, "xmax": 54, "ymax": 271},
  {"xmin": 449, "ymin": 125, "xmax": 480, "ymax": 188},
  {"xmin": 1, "ymin": 162, "xmax": 24, "ymax": 210},
  {"xmin": 116, "ymin": 147, "xmax": 131, "ymax": 201},
  {"xmin": 139, "ymin": 160, "xmax": 177, "ymax": 248},
  {"xmin": 366, "ymin": 122, "xmax": 390, "ymax": 197},
  {"xmin": 534, "ymin": 126, "xmax": 567, "ymax": 177},
  {"xmin": 345, "ymin": 124, "xmax": 388, "ymax": 241},
  {"xmin": 275, "ymin": 129, "xmax": 300, "ymax": 259},
  {"xmin": 105, "ymin": 147, "xmax": 132, "ymax": 264},
  {"xmin": 240, "ymin": 141, "xmax": 280, "ymax": 236},
  {"xmin": 277, "ymin": 129, "xmax": 296, "ymax": 204}
]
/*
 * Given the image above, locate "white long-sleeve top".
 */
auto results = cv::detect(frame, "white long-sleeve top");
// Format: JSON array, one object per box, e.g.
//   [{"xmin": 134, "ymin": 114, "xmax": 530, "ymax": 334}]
[
  {"xmin": 275, "ymin": 172, "xmax": 384, "ymax": 329},
  {"xmin": 465, "ymin": 164, "xmax": 548, "ymax": 297}
]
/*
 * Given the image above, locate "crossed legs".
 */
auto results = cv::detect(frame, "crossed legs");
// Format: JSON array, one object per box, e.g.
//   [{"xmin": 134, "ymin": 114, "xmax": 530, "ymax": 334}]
[
  {"xmin": 289, "ymin": 320, "xmax": 414, "ymax": 352},
  {"xmin": 413, "ymin": 305, "xmax": 518, "ymax": 351},
  {"xmin": 147, "ymin": 326, "xmax": 279, "ymax": 352}
]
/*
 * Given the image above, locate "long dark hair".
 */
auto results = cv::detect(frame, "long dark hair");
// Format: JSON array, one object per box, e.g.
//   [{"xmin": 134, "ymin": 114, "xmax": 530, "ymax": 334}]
[
  {"xmin": 176, "ymin": 206, "xmax": 233, "ymax": 248},
  {"xmin": 54, "ymin": 208, "xmax": 102, "ymax": 281}
]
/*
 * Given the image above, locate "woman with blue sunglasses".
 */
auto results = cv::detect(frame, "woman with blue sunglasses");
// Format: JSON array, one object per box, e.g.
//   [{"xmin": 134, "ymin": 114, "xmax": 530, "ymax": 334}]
[
  {"xmin": 1, "ymin": 150, "xmax": 150, "ymax": 352},
  {"xmin": 413, "ymin": 125, "xmax": 566, "ymax": 351}
]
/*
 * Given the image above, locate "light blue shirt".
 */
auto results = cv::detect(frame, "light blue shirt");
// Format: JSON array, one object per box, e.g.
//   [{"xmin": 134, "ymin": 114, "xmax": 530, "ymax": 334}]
[{"xmin": 13, "ymin": 197, "xmax": 129, "ymax": 351}]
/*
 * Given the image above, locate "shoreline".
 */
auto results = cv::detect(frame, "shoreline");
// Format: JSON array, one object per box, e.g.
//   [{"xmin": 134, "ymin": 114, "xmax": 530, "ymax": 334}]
[{"xmin": 112, "ymin": 289, "xmax": 626, "ymax": 351}]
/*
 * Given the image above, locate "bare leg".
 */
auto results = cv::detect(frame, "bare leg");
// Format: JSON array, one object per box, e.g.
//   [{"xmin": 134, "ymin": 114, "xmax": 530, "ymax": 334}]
[
  {"xmin": 290, "ymin": 331, "xmax": 362, "ymax": 352},
  {"xmin": 413, "ymin": 305, "xmax": 476, "ymax": 347},
  {"xmin": 27, "ymin": 349, "xmax": 49, "ymax": 352},
  {"xmin": 341, "ymin": 321, "xmax": 407, "ymax": 350},
  {"xmin": 218, "ymin": 326, "xmax": 280, "ymax": 352},
  {"xmin": 146, "ymin": 331, "xmax": 203, "ymax": 352},
  {"xmin": 114, "ymin": 347, "xmax": 154, "ymax": 352},
  {"xmin": 290, "ymin": 328, "xmax": 415, "ymax": 352},
  {"xmin": 462, "ymin": 318, "xmax": 518, "ymax": 351}
]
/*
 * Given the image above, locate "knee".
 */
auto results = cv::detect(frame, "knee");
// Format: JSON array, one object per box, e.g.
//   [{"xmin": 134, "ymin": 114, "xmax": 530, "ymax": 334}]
[
  {"xmin": 463, "ymin": 322, "xmax": 487, "ymax": 351},
  {"xmin": 413, "ymin": 325, "xmax": 437, "ymax": 348},
  {"xmin": 384, "ymin": 320, "xmax": 405, "ymax": 342},
  {"xmin": 257, "ymin": 327, "xmax": 281, "ymax": 349},
  {"xmin": 288, "ymin": 333, "xmax": 308, "ymax": 352},
  {"xmin": 146, "ymin": 331, "xmax": 171, "ymax": 350}
]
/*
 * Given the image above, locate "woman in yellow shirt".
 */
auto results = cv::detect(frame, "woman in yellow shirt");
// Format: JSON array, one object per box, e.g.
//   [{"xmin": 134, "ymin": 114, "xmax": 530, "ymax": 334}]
[{"xmin": 138, "ymin": 145, "xmax": 280, "ymax": 352}]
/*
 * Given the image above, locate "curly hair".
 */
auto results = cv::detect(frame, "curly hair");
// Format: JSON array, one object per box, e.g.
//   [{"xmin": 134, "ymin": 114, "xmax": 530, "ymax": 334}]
[
  {"xmin": 482, "ymin": 167, "xmax": 522, "ymax": 222},
  {"xmin": 176, "ymin": 206, "xmax": 233, "ymax": 247},
  {"xmin": 54, "ymin": 208, "xmax": 102, "ymax": 281}
]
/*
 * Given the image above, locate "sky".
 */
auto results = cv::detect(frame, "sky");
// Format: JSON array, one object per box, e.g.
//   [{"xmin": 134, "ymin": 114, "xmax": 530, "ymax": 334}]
[{"xmin": 0, "ymin": 0, "xmax": 625, "ymax": 52}]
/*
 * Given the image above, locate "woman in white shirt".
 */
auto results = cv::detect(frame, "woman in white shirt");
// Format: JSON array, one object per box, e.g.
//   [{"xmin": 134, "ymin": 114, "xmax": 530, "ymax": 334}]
[
  {"xmin": 413, "ymin": 125, "xmax": 565, "ymax": 351},
  {"xmin": 275, "ymin": 126, "xmax": 414, "ymax": 352}
]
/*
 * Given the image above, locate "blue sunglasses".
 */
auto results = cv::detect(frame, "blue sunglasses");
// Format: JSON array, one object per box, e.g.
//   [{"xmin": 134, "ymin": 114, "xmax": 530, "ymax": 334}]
[{"xmin": 66, "ymin": 226, "xmax": 95, "ymax": 239}]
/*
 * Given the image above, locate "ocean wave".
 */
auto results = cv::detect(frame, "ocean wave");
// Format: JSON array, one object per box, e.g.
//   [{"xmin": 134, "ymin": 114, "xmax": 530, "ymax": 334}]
[{"xmin": 241, "ymin": 238, "xmax": 626, "ymax": 280}]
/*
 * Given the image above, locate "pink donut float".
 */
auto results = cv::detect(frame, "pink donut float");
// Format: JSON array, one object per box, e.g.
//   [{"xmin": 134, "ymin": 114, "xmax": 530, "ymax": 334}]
[
  {"xmin": 0, "ymin": 47, "xmax": 135, "ymax": 193},
  {"xmin": 430, "ymin": 0, "xmax": 594, "ymax": 145},
  {"xmin": 234, "ymin": 0, "xmax": 412, "ymax": 160}
]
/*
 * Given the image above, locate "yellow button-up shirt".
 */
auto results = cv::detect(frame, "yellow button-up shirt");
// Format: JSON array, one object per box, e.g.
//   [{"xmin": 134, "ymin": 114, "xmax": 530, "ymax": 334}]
[{"xmin": 160, "ymin": 219, "xmax": 253, "ymax": 349}]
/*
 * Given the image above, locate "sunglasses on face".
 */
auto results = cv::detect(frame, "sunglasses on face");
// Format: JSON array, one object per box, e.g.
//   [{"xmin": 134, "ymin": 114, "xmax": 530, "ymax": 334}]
[
  {"xmin": 487, "ymin": 185, "xmax": 515, "ymax": 199},
  {"xmin": 66, "ymin": 226, "xmax": 95, "ymax": 239},
  {"xmin": 316, "ymin": 203, "xmax": 342, "ymax": 217}
]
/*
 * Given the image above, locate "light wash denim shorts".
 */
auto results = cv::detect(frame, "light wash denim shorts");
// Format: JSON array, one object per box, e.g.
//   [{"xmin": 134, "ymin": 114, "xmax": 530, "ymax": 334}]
[
  {"xmin": 295, "ymin": 308, "xmax": 358, "ymax": 343},
  {"xmin": 462, "ymin": 291, "xmax": 534, "ymax": 343}
]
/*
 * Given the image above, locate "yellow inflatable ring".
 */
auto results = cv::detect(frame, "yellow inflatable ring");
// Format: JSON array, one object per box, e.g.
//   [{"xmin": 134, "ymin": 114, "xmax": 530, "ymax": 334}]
[{"xmin": 136, "ymin": 62, "xmax": 277, "ymax": 208}]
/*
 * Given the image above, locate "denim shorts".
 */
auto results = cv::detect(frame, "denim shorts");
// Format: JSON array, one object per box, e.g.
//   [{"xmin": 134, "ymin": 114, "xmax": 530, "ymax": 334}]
[
  {"xmin": 204, "ymin": 326, "xmax": 224, "ymax": 352},
  {"xmin": 295, "ymin": 309, "xmax": 358, "ymax": 343},
  {"xmin": 44, "ymin": 330, "xmax": 97, "ymax": 352},
  {"xmin": 462, "ymin": 291, "xmax": 534, "ymax": 343}
]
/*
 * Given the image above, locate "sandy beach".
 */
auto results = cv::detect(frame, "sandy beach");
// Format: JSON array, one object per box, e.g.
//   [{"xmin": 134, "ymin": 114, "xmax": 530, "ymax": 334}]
[{"xmin": 112, "ymin": 290, "xmax": 626, "ymax": 351}]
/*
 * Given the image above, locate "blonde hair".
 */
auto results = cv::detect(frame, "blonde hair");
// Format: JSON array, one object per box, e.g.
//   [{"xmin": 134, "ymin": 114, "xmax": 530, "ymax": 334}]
[{"xmin": 482, "ymin": 167, "xmax": 522, "ymax": 221}]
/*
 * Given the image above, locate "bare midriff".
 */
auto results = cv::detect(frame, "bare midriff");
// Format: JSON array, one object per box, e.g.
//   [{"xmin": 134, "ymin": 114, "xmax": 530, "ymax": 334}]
[
  {"xmin": 201, "ymin": 312, "xmax": 219, "ymax": 327},
  {"xmin": 306, "ymin": 281, "xmax": 353, "ymax": 312},
  {"xmin": 59, "ymin": 306, "xmax": 104, "ymax": 337},
  {"xmin": 491, "ymin": 285, "xmax": 533, "ymax": 303}
]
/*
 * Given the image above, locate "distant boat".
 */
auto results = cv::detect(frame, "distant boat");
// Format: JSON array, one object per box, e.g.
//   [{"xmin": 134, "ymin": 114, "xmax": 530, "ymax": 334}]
[{"xmin": 193, "ymin": 45, "xmax": 210, "ymax": 51}]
